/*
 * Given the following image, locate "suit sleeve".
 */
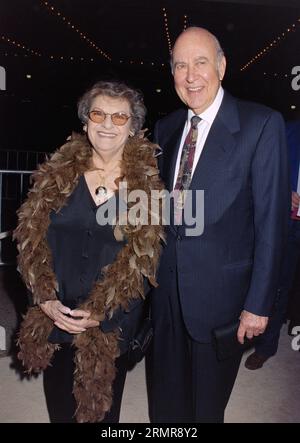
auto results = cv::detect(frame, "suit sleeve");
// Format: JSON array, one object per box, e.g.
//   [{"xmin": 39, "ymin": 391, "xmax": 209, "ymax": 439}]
[
  {"xmin": 153, "ymin": 120, "xmax": 160, "ymax": 145},
  {"xmin": 243, "ymin": 111, "xmax": 290, "ymax": 316},
  {"xmin": 153, "ymin": 120, "xmax": 165, "ymax": 177}
]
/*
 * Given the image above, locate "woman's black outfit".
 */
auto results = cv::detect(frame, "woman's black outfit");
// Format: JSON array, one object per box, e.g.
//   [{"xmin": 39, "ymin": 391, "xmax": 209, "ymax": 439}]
[{"xmin": 43, "ymin": 175, "xmax": 145, "ymax": 423}]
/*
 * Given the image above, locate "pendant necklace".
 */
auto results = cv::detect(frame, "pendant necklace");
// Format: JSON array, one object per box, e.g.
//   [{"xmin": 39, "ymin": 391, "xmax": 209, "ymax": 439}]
[
  {"xmin": 95, "ymin": 168, "xmax": 108, "ymax": 201},
  {"xmin": 95, "ymin": 185, "xmax": 107, "ymax": 199},
  {"xmin": 94, "ymin": 163, "xmax": 120, "ymax": 204}
]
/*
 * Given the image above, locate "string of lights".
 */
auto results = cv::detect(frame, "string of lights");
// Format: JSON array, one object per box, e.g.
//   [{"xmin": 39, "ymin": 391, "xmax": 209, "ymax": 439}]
[
  {"xmin": 0, "ymin": 49, "xmax": 168, "ymax": 67},
  {"xmin": 162, "ymin": 7, "xmax": 172, "ymax": 55},
  {"xmin": 40, "ymin": 0, "xmax": 111, "ymax": 61},
  {"xmin": 0, "ymin": 52, "xmax": 38, "ymax": 58},
  {"xmin": 1, "ymin": 35, "xmax": 42, "ymax": 57},
  {"xmin": 1, "ymin": 16, "xmax": 169, "ymax": 67},
  {"xmin": 183, "ymin": 15, "xmax": 188, "ymax": 31},
  {"xmin": 1, "ymin": 5, "xmax": 170, "ymax": 67},
  {"xmin": 0, "ymin": 48, "xmax": 167, "ymax": 67},
  {"xmin": 0, "ymin": 40, "xmax": 98, "ymax": 62},
  {"xmin": 262, "ymin": 72, "xmax": 290, "ymax": 78},
  {"xmin": 118, "ymin": 59, "xmax": 166, "ymax": 67},
  {"xmin": 241, "ymin": 18, "xmax": 300, "ymax": 71},
  {"xmin": 0, "ymin": 47, "xmax": 294, "ymax": 74},
  {"xmin": 0, "ymin": 50, "xmax": 97, "ymax": 63}
]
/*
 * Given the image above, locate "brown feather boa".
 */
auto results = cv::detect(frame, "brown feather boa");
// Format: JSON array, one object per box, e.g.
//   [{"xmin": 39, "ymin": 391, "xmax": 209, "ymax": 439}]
[{"xmin": 14, "ymin": 132, "xmax": 164, "ymax": 422}]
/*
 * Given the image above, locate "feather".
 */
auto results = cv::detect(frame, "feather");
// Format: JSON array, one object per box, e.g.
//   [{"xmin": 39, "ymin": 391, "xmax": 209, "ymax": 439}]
[{"xmin": 15, "ymin": 132, "xmax": 164, "ymax": 422}]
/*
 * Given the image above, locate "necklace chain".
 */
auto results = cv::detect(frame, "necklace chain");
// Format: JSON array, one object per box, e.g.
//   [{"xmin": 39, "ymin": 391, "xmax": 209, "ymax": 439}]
[{"xmin": 93, "ymin": 161, "xmax": 121, "ymax": 202}]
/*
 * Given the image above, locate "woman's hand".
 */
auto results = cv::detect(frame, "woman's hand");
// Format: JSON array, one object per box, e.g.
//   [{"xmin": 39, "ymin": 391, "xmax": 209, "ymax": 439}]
[
  {"xmin": 69, "ymin": 308, "xmax": 100, "ymax": 331},
  {"xmin": 39, "ymin": 301, "xmax": 99, "ymax": 334}
]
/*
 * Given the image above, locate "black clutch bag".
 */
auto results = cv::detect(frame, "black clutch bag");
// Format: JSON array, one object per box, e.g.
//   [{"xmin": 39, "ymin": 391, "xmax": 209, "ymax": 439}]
[
  {"xmin": 128, "ymin": 317, "xmax": 153, "ymax": 364},
  {"xmin": 212, "ymin": 320, "xmax": 259, "ymax": 361}
]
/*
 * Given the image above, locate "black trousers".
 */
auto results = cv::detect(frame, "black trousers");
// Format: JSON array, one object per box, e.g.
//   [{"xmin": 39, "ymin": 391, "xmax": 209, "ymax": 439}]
[
  {"xmin": 43, "ymin": 343, "xmax": 128, "ymax": 423},
  {"xmin": 146, "ymin": 270, "xmax": 243, "ymax": 423}
]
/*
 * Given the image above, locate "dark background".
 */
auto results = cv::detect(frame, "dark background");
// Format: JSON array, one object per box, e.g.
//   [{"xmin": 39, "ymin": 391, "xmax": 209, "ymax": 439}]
[
  {"xmin": 0, "ymin": 0, "xmax": 300, "ymax": 347},
  {"xmin": 0, "ymin": 0, "xmax": 300, "ymax": 152}
]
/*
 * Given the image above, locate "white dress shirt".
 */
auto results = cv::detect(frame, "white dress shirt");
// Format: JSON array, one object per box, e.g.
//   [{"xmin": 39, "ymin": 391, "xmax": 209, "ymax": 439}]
[{"xmin": 173, "ymin": 86, "xmax": 224, "ymax": 189}]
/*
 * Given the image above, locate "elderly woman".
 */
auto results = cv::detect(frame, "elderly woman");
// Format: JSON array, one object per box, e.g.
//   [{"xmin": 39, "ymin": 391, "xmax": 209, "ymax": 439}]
[{"xmin": 14, "ymin": 81, "xmax": 164, "ymax": 423}]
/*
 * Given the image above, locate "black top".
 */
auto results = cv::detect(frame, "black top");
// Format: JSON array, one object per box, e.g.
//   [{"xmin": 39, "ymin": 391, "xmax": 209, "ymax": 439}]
[{"xmin": 46, "ymin": 175, "xmax": 145, "ymax": 351}]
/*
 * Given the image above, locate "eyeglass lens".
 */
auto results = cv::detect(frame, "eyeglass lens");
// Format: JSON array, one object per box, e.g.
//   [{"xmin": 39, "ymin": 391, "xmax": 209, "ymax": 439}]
[{"xmin": 89, "ymin": 110, "xmax": 130, "ymax": 126}]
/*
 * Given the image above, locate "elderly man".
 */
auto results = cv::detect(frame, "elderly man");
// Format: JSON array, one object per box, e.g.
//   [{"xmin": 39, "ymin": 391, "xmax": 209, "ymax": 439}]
[{"xmin": 146, "ymin": 27, "xmax": 289, "ymax": 423}]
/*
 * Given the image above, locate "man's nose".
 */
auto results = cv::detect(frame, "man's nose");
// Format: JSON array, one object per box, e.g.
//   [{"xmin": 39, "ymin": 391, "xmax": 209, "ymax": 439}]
[{"xmin": 186, "ymin": 66, "xmax": 197, "ymax": 83}]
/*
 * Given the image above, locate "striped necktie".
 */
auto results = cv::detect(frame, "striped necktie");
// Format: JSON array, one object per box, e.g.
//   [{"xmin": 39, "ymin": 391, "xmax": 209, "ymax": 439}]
[
  {"xmin": 174, "ymin": 115, "xmax": 201, "ymax": 224},
  {"xmin": 174, "ymin": 115, "xmax": 201, "ymax": 191}
]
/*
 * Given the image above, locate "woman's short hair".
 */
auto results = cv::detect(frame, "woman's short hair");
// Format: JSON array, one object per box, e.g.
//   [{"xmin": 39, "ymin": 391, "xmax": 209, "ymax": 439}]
[{"xmin": 77, "ymin": 80, "xmax": 146, "ymax": 134}]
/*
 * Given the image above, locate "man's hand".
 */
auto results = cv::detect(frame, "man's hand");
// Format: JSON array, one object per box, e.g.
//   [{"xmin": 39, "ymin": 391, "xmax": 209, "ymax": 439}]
[
  {"xmin": 237, "ymin": 310, "xmax": 268, "ymax": 344},
  {"xmin": 291, "ymin": 191, "xmax": 300, "ymax": 210},
  {"xmin": 39, "ymin": 300, "xmax": 99, "ymax": 334}
]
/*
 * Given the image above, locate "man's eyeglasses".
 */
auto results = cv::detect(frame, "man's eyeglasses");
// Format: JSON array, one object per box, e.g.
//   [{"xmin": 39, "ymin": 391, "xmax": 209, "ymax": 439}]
[{"xmin": 88, "ymin": 109, "xmax": 132, "ymax": 126}]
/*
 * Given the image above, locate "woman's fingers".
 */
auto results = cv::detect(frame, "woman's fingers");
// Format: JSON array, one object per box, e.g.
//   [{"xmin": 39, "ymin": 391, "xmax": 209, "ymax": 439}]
[
  {"xmin": 69, "ymin": 309, "xmax": 90, "ymax": 319},
  {"xmin": 40, "ymin": 301, "xmax": 98, "ymax": 333},
  {"xmin": 54, "ymin": 315, "xmax": 87, "ymax": 333},
  {"xmin": 58, "ymin": 304, "xmax": 72, "ymax": 315},
  {"xmin": 57, "ymin": 315, "xmax": 86, "ymax": 328},
  {"xmin": 40, "ymin": 300, "xmax": 71, "ymax": 321},
  {"xmin": 54, "ymin": 320, "xmax": 86, "ymax": 334}
]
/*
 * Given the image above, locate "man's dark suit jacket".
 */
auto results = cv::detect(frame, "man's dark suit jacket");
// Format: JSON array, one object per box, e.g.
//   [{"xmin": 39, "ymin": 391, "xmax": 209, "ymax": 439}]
[
  {"xmin": 287, "ymin": 120, "xmax": 300, "ymax": 192},
  {"xmin": 153, "ymin": 91, "xmax": 290, "ymax": 343}
]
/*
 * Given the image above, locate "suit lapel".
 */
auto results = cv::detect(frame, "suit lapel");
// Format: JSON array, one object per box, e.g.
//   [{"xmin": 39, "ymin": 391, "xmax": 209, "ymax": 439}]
[
  {"xmin": 159, "ymin": 93, "xmax": 241, "ymax": 210},
  {"xmin": 190, "ymin": 116, "xmax": 237, "ymax": 190},
  {"xmin": 161, "ymin": 111, "xmax": 187, "ymax": 191},
  {"xmin": 190, "ymin": 92, "xmax": 240, "ymax": 191}
]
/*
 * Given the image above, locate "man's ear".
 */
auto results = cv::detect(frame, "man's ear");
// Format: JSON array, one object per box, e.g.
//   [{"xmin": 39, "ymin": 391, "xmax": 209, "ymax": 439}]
[{"xmin": 218, "ymin": 55, "xmax": 226, "ymax": 81}]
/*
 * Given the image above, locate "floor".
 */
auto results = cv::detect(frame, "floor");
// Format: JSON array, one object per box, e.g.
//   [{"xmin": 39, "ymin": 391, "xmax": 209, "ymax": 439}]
[
  {"xmin": 1, "ymin": 267, "xmax": 300, "ymax": 423},
  {"xmin": 0, "ymin": 325, "xmax": 299, "ymax": 423}
]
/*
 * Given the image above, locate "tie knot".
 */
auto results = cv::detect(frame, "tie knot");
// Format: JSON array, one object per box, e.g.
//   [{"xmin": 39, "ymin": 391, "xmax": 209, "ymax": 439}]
[{"xmin": 191, "ymin": 115, "xmax": 201, "ymax": 129}]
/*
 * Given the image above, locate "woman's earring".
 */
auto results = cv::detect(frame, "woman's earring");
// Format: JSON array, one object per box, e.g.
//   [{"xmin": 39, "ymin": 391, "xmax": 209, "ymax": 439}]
[
  {"xmin": 129, "ymin": 130, "xmax": 134, "ymax": 137},
  {"xmin": 83, "ymin": 124, "xmax": 87, "ymax": 132}
]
